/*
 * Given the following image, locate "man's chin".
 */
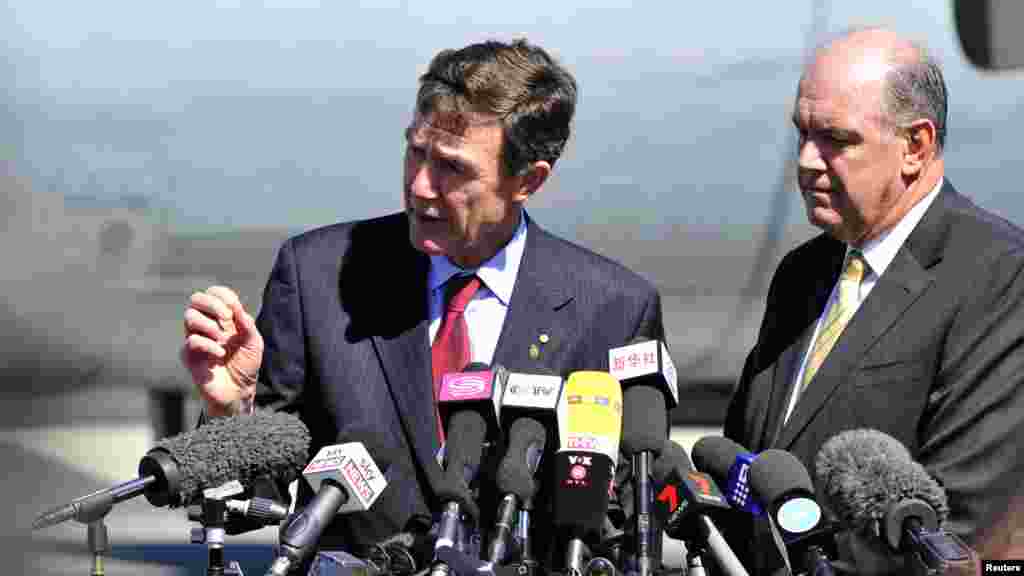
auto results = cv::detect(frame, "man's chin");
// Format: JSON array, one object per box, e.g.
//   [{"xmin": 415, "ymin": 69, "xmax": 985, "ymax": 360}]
[{"xmin": 410, "ymin": 237, "xmax": 447, "ymax": 257}]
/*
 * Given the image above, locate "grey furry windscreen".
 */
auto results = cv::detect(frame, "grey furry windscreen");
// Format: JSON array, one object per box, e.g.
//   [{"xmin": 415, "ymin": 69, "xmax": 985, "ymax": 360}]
[
  {"xmin": 815, "ymin": 428, "xmax": 949, "ymax": 526},
  {"xmin": 153, "ymin": 410, "xmax": 311, "ymax": 505}
]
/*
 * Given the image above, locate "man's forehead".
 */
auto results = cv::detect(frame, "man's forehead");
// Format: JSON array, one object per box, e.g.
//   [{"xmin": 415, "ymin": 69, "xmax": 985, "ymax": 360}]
[
  {"xmin": 795, "ymin": 66, "xmax": 887, "ymax": 124},
  {"xmin": 407, "ymin": 111, "xmax": 500, "ymax": 144}
]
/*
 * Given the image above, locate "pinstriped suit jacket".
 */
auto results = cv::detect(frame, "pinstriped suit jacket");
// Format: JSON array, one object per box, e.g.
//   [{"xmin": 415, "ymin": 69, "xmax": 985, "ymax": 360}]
[{"xmin": 253, "ymin": 211, "xmax": 668, "ymax": 556}]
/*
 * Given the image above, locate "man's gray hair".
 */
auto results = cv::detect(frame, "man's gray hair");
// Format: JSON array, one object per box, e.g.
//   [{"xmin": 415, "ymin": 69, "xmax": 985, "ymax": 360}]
[{"xmin": 883, "ymin": 46, "xmax": 948, "ymax": 154}]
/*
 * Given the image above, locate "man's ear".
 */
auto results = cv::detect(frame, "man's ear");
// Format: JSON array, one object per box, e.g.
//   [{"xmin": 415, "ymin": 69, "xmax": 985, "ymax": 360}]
[
  {"xmin": 512, "ymin": 161, "xmax": 552, "ymax": 203},
  {"xmin": 901, "ymin": 119, "xmax": 937, "ymax": 177}
]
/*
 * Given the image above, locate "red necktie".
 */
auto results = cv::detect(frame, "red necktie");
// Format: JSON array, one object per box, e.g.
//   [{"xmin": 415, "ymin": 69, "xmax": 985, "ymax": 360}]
[{"xmin": 431, "ymin": 274, "xmax": 482, "ymax": 443}]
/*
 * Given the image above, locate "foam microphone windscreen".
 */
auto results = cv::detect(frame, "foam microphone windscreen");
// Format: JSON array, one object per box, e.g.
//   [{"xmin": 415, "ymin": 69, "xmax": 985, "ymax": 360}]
[
  {"xmin": 691, "ymin": 436, "xmax": 746, "ymax": 484},
  {"xmin": 621, "ymin": 385, "xmax": 668, "ymax": 455},
  {"xmin": 496, "ymin": 417, "xmax": 547, "ymax": 501},
  {"xmin": 435, "ymin": 409, "xmax": 488, "ymax": 519},
  {"xmin": 652, "ymin": 439, "xmax": 693, "ymax": 483},
  {"xmin": 815, "ymin": 428, "xmax": 949, "ymax": 527},
  {"xmin": 149, "ymin": 410, "xmax": 311, "ymax": 507},
  {"xmin": 747, "ymin": 449, "xmax": 815, "ymax": 507}
]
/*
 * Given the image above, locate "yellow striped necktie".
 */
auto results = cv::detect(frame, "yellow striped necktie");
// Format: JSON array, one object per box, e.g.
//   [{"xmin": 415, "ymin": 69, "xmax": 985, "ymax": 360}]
[{"xmin": 798, "ymin": 250, "xmax": 867, "ymax": 395}]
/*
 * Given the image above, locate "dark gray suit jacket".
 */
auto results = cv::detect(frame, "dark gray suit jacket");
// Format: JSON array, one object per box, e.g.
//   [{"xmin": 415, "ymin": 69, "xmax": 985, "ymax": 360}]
[
  {"xmin": 724, "ymin": 181, "xmax": 1024, "ymax": 571},
  {"xmin": 253, "ymin": 211, "xmax": 667, "ymax": 558}
]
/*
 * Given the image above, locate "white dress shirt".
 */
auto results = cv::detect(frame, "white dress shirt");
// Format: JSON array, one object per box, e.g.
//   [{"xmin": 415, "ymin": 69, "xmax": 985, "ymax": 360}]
[
  {"xmin": 427, "ymin": 211, "xmax": 528, "ymax": 365},
  {"xmin": 783, "ymin": 179, "xmax": 944, "ymax": 424}
]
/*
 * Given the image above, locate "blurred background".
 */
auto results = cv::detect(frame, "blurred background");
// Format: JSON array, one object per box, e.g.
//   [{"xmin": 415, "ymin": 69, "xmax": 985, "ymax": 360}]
[{"xmin": 4, "ymin": 0, "xmax": 1021, "ymax": 572}]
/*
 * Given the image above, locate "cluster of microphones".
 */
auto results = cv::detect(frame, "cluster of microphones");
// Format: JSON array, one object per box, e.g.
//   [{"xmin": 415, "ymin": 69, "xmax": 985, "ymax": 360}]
[{"xmin": 33, "ymin": 339, "xmax": 979, "ymax": 576}]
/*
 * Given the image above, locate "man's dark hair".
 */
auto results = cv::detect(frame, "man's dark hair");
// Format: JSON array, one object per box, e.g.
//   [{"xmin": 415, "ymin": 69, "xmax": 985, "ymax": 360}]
[
  {"xmin": 416, "ymin": 39, "xmax": 577, "ymax": 176},
  {"xmin": 884, "ymin": 48, "xmax": 948, "ymax": 154}
]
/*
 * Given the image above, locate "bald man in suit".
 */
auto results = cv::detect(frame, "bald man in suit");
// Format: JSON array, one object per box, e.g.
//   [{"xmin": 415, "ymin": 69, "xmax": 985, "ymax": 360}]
[{"xmin": 724, "ymin": 28, "xmax": 1024, "ymax": 574}]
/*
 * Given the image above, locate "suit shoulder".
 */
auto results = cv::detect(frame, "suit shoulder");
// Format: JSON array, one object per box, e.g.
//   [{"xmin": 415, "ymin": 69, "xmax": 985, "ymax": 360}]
[
  {"xmin": 946, "ymin": 193, "xmax": 1024, "ymax": 260},
  {"xmin": 284, "ymin": 212, "xmax": 408, "ymax": 256},
  {"xmin": 776, "ymin": 232, "xmax": 840, "ymax": 272}
]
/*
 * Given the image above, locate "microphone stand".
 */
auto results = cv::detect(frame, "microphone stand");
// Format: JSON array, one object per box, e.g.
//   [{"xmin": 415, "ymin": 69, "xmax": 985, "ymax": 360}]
[
  {"xmin": 73, "ymin": 488, "xmax": 115, "ymax": 576},
  {"xmin": 87, "ymin": 517, "xmax": 109, "ymax": 576},
  {"xmin": 515, "ymin": 504, "xmax": 539, "ymax": 576},
  {"xmin": 191, "ymin": 495, "xmax": 245, "ymax": 576}
]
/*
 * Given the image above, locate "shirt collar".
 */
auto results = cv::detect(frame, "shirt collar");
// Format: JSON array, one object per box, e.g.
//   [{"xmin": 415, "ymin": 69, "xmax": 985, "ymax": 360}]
[
  {"xmin": 428, "ymin": 210, "xmax": 528, "ymax": 306},
  {"xmin": 851, "ymin": 177, "xmax": 944, "ymax": 278}
]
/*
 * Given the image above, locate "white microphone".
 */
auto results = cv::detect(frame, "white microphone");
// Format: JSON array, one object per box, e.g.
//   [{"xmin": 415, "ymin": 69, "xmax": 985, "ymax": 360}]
[
  {"xmin": 266, "ymin": 442, "xmax": 386, "ymax": 576},
  {"xmin": 609, "ymin": 337, "xmax": 679, "ymax": 408}
]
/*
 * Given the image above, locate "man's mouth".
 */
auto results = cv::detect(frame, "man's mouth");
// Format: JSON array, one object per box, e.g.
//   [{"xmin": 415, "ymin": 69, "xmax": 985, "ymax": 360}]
[{"xmin": 412, "ymin": 210, "xmax": 446, "ymax": 223}]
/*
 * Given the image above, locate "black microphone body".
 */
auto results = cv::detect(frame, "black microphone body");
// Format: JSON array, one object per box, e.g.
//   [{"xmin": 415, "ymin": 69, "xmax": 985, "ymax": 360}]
[
  {"xmin": 267, "ymin": 441, "xmax": 387, "ymax": 576},
  {"xmin": 431, "ymin": 409, "xmax": 489, "ymax": 576},
  {"xmin": 655, "ymin": 439, "xmax": 749, "ymax": 576},
  {"xmin": 270, "ymin": 481, "xmax": 350, "ymax": 575},
  {"xmin": 493, "ymin": 369, "xmax": 562, "ymax": 567},
  {"xmin": 489, "ymin": 416, "xmax": 546, "ymax": 564},
  {"xmin": 34, "ymin": 411, "xmax": 311, "ymax": 530},
  {"xmin": 749, "ymin": 448, "xmax": 837, "ymax": 576},
  {"xmin": 619, "ymin": 373, "xmax": 671, "ymax": 576}
]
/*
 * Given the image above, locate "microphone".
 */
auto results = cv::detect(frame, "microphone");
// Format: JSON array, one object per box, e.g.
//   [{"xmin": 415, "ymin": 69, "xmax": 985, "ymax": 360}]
[
  {"xmin": 489, "ymin": 370, "xmax": 563, "ymax": 566},
  {"xmin": 34, "ymin": 411, "xmax": 311, "ymax": 530},
  {"xmin": 748, "ymin": 449, "xmax": 839, "ymax": 576},
  {"xmin": 691, "ymin": 436, "xmax": 764, "ymax": 517},
  {"xmin": 431, "ymin": 363, "xmax": 495, "ymax": 576},
  {"xmin": 187, "ymin": 495, "xmax": 290, "ymax": 527},
  {"xmin": 267, "ymin": 442, "xmax": 387, "ymax": 576},
  {"xmin": 608, "ymin": 337, "xmax": 679, "ymax": 410},
  {"xmin": 438, "ymin": 362, "xmax": 507, "ymax": 445},
  {"xmin": 612, "ymin": 338, "xmax": 675, "ymax": 576},
  {"xmin": 552, "ymin": 371, "xmax": 623, "ymax": 576},
  {"xmin": 489, "ymin": 417, "xmax": 546, "ymax": 565},
  {"xmin": 816, "ymin": 429, "xmax": 976, "ymax": 575},
  {"xmin": 654, "ymin": 440, "xmax": 749, "ymax": 576}
]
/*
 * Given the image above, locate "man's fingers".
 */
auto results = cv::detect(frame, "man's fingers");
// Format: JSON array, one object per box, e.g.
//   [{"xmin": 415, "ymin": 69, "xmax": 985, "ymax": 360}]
[
  {"xmin": 189, "ymin": 291, "xmax": 233, "ymax": 325},
  {"xmin": 184, "ymin": 307, "xmax": 227, "ymax": 343},
  {"xmin": 183, "ymin": 333, "xmax": 227, "ymax": 359},
  {"xmin": 205, "ymin": 286, "xmax": 256, "ymax": 337}
]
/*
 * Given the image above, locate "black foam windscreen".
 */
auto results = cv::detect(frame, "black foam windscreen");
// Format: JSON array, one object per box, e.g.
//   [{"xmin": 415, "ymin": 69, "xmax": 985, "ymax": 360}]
[
  {"xmin": 151, "ymin": 410, "xmax": 311, "ymax": 506},
  {"xmin": 621, "ymin": 385, "xmax": 668, "ymax": 455},
  {"xmin": 747, "ymin": 448, "xmax": 815, "ymax": 509},
  {"xmin": 815, "ymin": 429, "xmax": 949, "ymax": 526},
  {"xmin": 496, "ymin": 417, "xmax": 546, "ymax": 500},
  {"xmin": 552, "ymin": 451, "xmax": 614, "ymax": 541},
  {"xmin": 691, "ymin": 436, "xmax": 746, "ymax": 485},
  {"xmin": 436, "ymin": 410, "xmax": 488, "ymax": 521},
  {"xmin": 652, "ymin": 439, "xmax": 693, "ymax": 483},
  {"xmin": 443, "ymin": 410, "xmax": 488, "ymax": 485}
]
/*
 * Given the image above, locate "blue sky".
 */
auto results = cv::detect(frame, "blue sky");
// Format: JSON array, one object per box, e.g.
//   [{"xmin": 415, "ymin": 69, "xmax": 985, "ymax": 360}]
[{"xmin": 5, "ymin": 0, "xmax": 1024, "ymax": 237}]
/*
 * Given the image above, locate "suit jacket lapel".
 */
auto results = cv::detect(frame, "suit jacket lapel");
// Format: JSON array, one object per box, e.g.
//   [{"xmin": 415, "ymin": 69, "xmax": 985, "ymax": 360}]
[
  {"xmin": 361, "ymin": 223, "xmax": 440, "ymax": 485},
  {"xmin": 776, "ymin": 184, "xmax": 951, "ymax": 449},
  {"xmin": 759, "ymin": 242, "xmax": 844, "ymax": 449},
  {"xmin": 493, "ymin": 217, "xmax": 574, "ymax": 371}
]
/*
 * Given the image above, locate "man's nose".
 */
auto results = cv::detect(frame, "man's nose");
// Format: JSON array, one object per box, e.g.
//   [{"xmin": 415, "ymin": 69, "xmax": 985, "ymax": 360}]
[
  {"xmin": 408, "ymin": 161, "xmax": 438, "ymax": 200},
  {"xmin": 797, "ymin": 137, "xmax": 827, "ymax": 173}
]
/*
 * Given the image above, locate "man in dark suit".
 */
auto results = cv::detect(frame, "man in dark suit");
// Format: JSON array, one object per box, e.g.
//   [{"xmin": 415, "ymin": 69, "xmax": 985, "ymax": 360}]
[
  {"xmin": 181, "ymin": 39, "xmax": 668, "ymax": 565},
  {"xmin": 724, "ymin": 28, "xmax": 1024, "ymax": 573}
]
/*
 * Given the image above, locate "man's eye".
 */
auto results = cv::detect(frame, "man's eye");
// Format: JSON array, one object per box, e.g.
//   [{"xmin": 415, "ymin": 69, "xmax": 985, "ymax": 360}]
[{"xmin": 441, "ymin": 158, "xmax": 462, "ymax": 174}]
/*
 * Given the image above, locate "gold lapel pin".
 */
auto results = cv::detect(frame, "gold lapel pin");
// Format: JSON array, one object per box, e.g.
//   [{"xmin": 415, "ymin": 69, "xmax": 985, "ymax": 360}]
[
  {"xmin": 539, "ymin": 333, "xmax": 550, "ymax": 344},
  {"xmin": 529, "ymin": 344, "xmax": 541, "ymax": 360}
]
